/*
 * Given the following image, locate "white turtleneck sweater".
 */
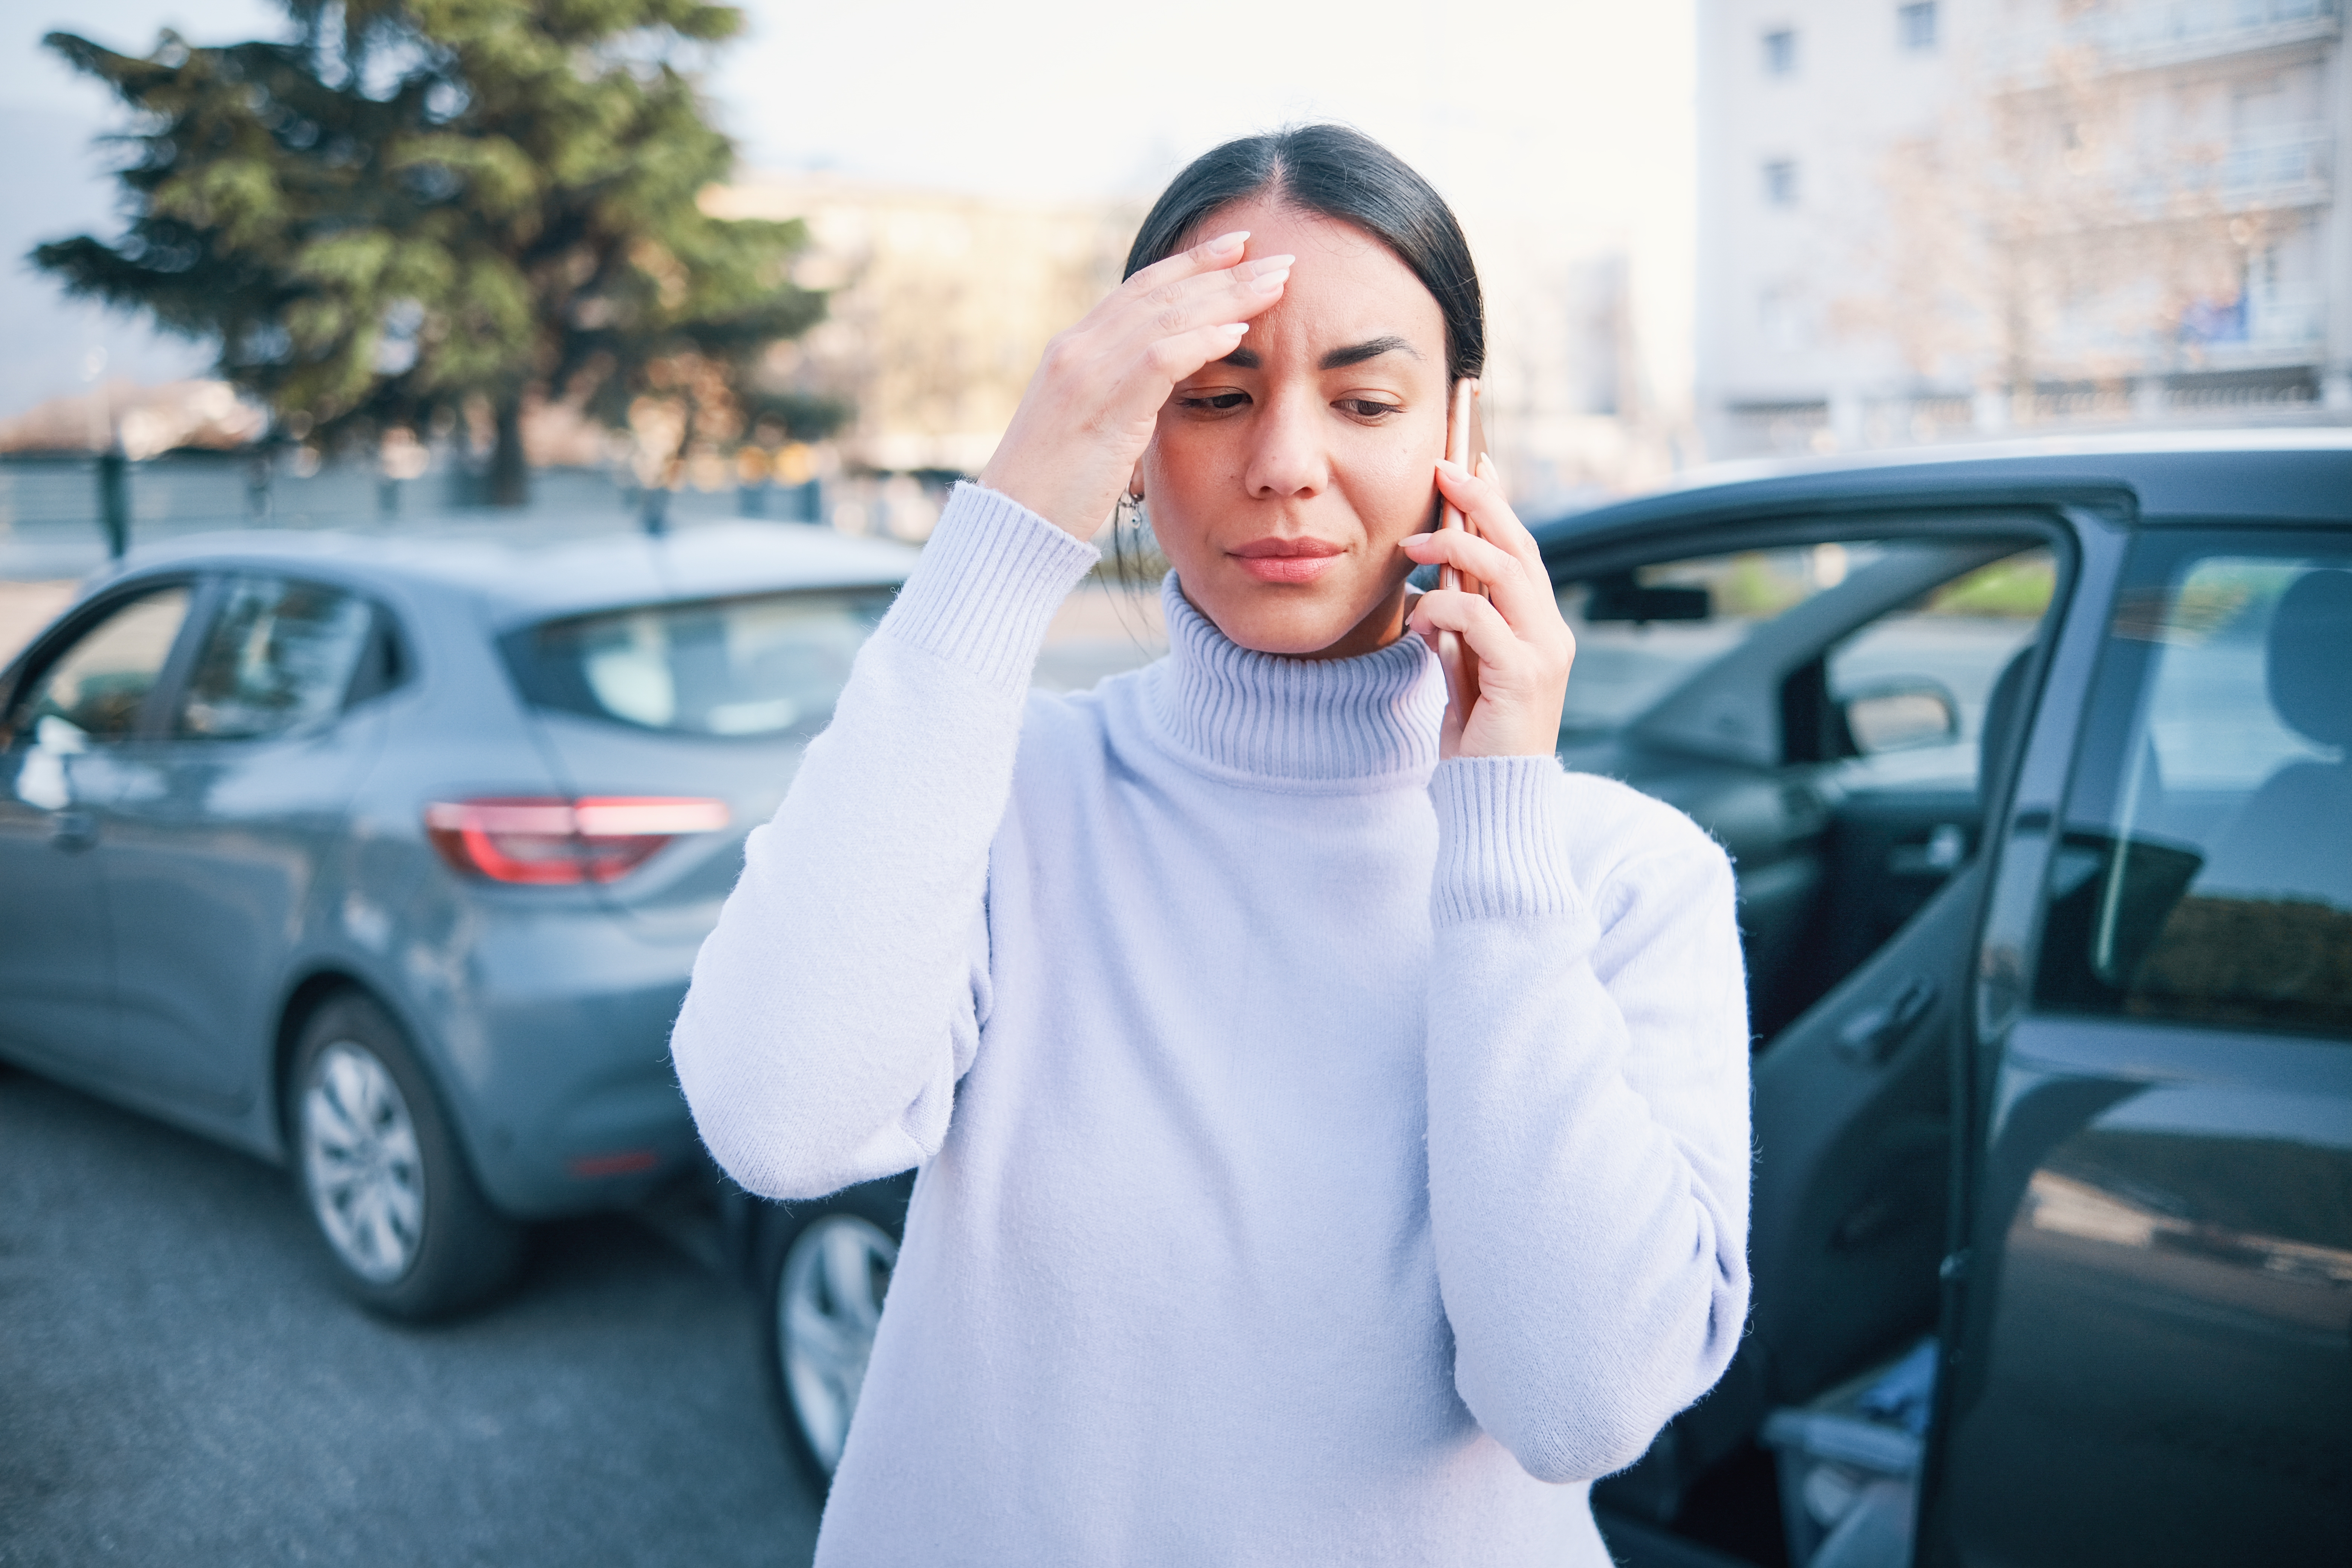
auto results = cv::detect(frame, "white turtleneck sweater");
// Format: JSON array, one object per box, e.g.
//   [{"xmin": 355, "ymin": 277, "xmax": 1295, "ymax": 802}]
[{"xmin": 671, "ymin": 484, "xmax": 1752, "ymax": 1567}]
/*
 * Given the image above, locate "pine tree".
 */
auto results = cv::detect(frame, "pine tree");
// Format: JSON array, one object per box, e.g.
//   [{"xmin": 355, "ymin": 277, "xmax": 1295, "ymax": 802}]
[{"xmin": 34, "ymin": 0, "xmax": 824, "ymax": 506}]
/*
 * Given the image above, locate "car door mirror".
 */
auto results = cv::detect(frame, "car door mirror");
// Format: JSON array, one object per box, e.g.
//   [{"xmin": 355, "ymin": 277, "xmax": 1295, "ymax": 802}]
[{"xmin": 1842, "ymin": 681, "xmax": 1960, "ymax": 754}]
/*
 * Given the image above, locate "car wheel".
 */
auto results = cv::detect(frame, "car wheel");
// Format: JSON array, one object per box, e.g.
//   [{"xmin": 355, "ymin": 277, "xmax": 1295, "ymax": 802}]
[
  {"xmin": 290, "ymin": 992, "xmax": 521, "ymax": 1320},
  {"xmin": 762, "ymin": 1188, "xmax": 902, "ymax": 1493}
]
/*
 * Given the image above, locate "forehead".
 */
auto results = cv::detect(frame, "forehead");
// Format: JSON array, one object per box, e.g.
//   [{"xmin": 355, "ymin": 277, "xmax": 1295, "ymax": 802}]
[{"xmin": 1209, "ymin": 198, "xmax": 1443, "ymax": 358}]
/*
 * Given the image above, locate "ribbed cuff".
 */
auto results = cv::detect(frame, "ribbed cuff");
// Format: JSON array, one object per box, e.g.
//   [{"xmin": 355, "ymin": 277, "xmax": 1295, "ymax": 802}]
[
  {"xmin": 1429, "ymin": 756, "xmax": 1588, "ymax": 926},
  {"xmin": 879, "ymin": 482, "xmax": 1101, "ymax": 691}
]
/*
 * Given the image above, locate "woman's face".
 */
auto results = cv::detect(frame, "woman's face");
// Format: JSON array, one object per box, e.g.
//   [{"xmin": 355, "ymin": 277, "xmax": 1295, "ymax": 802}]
[{"xmin": 1142, "ymin": 198, "xmax": 1450, "ymax": 659}]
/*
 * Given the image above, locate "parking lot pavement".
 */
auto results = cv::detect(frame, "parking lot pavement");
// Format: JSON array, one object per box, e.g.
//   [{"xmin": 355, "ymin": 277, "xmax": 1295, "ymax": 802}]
[{"xmin": 0, "ymin": 1067, "xmax": 821, "ymax": 1568}]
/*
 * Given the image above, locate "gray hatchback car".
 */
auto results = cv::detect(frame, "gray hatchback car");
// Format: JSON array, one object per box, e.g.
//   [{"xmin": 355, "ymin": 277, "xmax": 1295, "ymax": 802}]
[{"xmin": 0, "ymin": 519, "xmax": 914, "ymax": 1317}]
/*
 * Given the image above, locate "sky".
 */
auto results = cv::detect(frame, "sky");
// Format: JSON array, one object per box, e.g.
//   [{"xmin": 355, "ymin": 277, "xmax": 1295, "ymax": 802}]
[{"xmin": 0, "ymin": 0, "xmax": 1695, "ymax": 421}]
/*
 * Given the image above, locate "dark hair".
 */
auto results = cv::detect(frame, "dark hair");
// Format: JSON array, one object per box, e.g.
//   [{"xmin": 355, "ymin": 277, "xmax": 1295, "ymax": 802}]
[{"xmin": 1123, "ymin": 124, "xmax": 1485, "ymax": 383}]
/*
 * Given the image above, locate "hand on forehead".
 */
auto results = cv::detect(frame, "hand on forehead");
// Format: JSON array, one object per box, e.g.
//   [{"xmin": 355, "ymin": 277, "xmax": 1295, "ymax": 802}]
[{"xmin": 1210, "ymin": 201, "xmax": 1446, "ymax": 377}]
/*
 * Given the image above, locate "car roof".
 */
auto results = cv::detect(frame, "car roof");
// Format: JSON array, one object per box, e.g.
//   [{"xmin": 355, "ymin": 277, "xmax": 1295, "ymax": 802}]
[
  {"xmin": 98, "ymin": 518, "xmax": 922, "ymax": 625},
  {"xmin": 1531, "ymin": 428, "xmax": 2352, "ymax": 551}
]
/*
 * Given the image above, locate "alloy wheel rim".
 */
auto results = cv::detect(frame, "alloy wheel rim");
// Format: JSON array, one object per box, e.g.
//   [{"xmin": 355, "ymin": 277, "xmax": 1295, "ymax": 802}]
[
  {"xmin": 777, "ymin": 1214, "xmax": 897, "ymax": 1474},
  {"xmin": 300, "ymin": 1039, "xmax": 426, "ymax": 1284}
]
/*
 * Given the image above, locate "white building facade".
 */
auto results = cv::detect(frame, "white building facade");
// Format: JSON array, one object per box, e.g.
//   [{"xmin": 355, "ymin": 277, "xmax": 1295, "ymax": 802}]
[{"xmin": 1699, "ymin": 0, "xmax": 2351, "ymax": 457}]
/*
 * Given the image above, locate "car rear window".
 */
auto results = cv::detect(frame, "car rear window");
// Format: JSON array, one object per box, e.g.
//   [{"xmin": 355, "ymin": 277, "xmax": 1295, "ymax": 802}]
[{"xmin": 504, "ymin": 588, "xmax": 896, "ymax": 739}]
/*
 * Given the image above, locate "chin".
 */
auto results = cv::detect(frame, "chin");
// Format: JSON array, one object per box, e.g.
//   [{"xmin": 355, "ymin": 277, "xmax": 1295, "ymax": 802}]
[{"xmin": 1192, "ymin": 574, "xmax": 1389, "ymax": 659}]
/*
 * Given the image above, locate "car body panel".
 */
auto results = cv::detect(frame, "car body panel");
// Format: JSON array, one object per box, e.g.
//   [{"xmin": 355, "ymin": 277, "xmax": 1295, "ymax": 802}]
[
  {"xmin": 0, "ymin": 748, "xmax": 117, "ymax": 1072},
  {"xmin": 517, "ymin": 707, "xmax": 807, "ymax": 942},
  {"xmin": 1933, "ymin": 1018, "xmax": 2352, "ymax": 1567},
  {"xmin": 95, "ymin": 701, "xmax": 392, "ymax": 1113},
  {"xmin": 1531, "ymin": 433, "xmax": 2352, "ymax": 553}
]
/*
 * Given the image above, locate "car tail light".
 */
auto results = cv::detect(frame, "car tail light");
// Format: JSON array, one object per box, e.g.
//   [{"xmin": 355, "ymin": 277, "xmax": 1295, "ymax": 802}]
[{"xmin": 424, "ymin": 797, "xmax": 730, "ymax": 885}]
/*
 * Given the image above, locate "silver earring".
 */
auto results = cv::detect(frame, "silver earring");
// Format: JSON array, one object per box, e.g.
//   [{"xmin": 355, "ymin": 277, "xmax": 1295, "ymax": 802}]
[{"xmin": 1114, "ymin": 490, "xmax": 1144, "ymax": 530}]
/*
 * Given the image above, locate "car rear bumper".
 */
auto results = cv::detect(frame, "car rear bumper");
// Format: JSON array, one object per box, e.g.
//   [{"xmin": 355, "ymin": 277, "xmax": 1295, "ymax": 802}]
[{"xmin": 397, "ymin": 896, "xmax": 705, "ymax": 1220}]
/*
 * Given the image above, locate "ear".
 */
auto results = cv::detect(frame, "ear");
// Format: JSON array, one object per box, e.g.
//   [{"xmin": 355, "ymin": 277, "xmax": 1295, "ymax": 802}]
[{"xmin": 1127, "ymin": 459, "xmax": 1147, "ymax": 501}]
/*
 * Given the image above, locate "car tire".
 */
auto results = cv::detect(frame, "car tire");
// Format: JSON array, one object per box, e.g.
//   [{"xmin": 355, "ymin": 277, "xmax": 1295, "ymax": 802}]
[
  {"xmin": 760, "ymin": 1183, "xmax": 906, "ymax": 1495},
  {"xmin": 289, "ymin": 992, "xmax": 522, "ymax": 1320}
]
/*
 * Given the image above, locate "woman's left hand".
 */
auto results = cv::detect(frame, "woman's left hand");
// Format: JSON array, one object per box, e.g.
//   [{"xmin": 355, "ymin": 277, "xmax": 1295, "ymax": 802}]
[{"xmin": 1400, "ymin": 455, "xmax": 1576, "ymax": 760}]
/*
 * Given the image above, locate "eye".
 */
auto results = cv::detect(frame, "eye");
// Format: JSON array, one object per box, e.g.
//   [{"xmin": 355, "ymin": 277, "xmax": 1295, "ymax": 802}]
[
  {"xmin": 1174, "ymin": 391, "xmax": 1250, "ymax": 413},
  {"xmin": 1338, "ymin": 398, "xmax": 1403, "ymax": 421}
]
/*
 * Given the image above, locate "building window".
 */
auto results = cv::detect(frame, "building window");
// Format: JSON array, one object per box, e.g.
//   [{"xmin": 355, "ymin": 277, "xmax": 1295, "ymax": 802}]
[
  {"xmin": 1762, "ymin": 28, "xmax": 1798, "ymax": 75},
  {"xmin": 1899, "ymin": 2, "xmax": 1938, "ymax": 51},
  {"xmin": 1764, "ymin": 159, "xmax": 1799, "ymax": 207}
]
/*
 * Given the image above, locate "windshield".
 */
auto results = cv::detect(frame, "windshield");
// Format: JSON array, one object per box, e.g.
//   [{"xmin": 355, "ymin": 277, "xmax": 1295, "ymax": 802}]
[{"xmin": 506, "ymin": 588, "xmax": 896, "ymax": 739}]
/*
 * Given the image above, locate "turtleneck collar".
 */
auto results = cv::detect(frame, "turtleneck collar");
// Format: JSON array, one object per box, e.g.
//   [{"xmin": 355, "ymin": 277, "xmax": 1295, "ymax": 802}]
[{"xmin": 1145, "ymin": 573, "xmax": 1443, "ymax": 787}]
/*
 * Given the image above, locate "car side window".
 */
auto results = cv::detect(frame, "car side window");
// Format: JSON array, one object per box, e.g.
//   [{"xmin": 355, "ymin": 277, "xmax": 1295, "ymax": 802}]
[
  {"xmin": 3, "ymin": 585, "xmax": 194, "ymax": 750},
  {"xmin": 174, "ymin": 576, "xmax": 376, "ymax": 741},
  {"xmin": 2035, "ymin": 535, "xmax": 2352, "ymax": 1040},
  {"xmin": 1556, "ymin": 541, "xmax": 2050, "ymax": 786}
]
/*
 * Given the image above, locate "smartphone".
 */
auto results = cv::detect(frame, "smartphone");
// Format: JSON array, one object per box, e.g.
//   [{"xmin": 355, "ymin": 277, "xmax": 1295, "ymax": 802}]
[{"xmin": 1434, "ymin": 378, "xmax": 1486, "ymax": 727}]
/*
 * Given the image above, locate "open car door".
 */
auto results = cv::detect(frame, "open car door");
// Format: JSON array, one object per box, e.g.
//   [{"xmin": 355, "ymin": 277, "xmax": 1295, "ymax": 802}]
[{"xmin": 1920, "ymin": 526, "xmax": 2352, "ymax": 1568}]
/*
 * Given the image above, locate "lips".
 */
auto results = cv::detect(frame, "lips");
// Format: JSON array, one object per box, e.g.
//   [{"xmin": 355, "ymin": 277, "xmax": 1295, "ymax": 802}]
[{"xmin": 1230, "ymin": 537, "xmax": 1343, "ymax": 585}]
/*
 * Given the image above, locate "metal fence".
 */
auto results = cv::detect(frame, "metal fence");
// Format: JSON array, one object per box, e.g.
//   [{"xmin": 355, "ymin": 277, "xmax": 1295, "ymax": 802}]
[{"xmin": 0, "ymin": 453, "xmax": 831, "ymax": 580}]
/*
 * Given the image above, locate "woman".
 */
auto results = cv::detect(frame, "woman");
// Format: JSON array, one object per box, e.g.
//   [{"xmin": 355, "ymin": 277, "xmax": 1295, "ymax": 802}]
[{"xmin": 673, "ymin": 125, "xmax": 1750, "ymax": 1566}]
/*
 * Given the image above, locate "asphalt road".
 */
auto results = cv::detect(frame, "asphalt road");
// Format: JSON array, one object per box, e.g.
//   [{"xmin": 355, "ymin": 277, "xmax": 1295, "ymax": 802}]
[{"xmin": 0, "ymin": 1066, "xmax": 821, "ymax": 1567}]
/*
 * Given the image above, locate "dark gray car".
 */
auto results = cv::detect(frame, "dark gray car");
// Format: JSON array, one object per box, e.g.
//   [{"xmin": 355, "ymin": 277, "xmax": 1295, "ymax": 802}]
[{"xmin": 0, "ymin": 519, "xmax": 914, "ymax": 1317}]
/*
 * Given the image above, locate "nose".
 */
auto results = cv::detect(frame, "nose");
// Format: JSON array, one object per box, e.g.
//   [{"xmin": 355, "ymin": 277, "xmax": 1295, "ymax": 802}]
[{"xmin": 1242, "ymin": 388, "xmax": 1329, "ymax": 501}]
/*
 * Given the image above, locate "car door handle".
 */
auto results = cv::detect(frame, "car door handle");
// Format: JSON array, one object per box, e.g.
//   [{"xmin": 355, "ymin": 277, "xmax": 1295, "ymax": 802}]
[
  {"xmin": 1836, "ymin": 975, "xmax": 1939, "ymax": 1065},
  {"xmin": 48, "ymin": 810, "xmax": 98, "ymax": 853}
]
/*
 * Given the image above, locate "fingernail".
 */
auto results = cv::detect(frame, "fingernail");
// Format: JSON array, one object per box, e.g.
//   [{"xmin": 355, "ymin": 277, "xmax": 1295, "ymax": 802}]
[
  {"xmin": 1251, "ymin": 268, "xmax": 1291, "ymax": 296},
  {"xmin": 1207, "ymin": 230, "xmax": 1249, "ymax": 255},
  {"xmin": 1246, "ymin": 254, "xmax": 1296, "ymax": 276},
  {"xmin": 1223, "ymin": 321, "xmax": 1250, "ymax": 335}
]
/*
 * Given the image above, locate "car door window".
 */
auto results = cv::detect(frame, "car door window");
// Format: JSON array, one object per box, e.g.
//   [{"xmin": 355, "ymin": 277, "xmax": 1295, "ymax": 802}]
[
  {"xmin": 5, "ymin": 585, "xmax": 193, "ymax": 750},
  {"xmin": 2036, "ymin": 536, "xmax": 2352, "ymax": 1040},
  {"xmin": 1559, "ymin": 542, "xmax": 2050, "ymax": 777},
  {"xmin": 174, "ymin": 576, "xmax": 375, "ymax": 741}
]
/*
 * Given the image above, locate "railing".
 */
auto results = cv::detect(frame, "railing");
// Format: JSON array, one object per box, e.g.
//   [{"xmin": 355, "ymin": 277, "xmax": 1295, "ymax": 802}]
[
  {"xmin": 2219, "ymin": 128, "xmax": 2334, "ymax": 204},
  {"xmin": 1992, "ymin": 0, "xmax": 2338, "ymax": 79},
  {"xmin": 0, "ymin": 456, "xmax": 834, "ymax": 581},
  {"xmin": 2178, "ymin": 285, "xmax": 2331, "ymax": 351},
  {"xmin": 2106, "ymin": 127, "xmax": 2335, "ymax": 216}
]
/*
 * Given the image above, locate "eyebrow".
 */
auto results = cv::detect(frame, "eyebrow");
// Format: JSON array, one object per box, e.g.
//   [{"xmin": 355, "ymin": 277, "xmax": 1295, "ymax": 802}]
[
  {"xmin": 1215, "ymin": 336, "xmax": 1422, "ymax": 372},
  {"xmin": 1321, "ymin": 335, "xmax": 1419, "ymax": 369}
]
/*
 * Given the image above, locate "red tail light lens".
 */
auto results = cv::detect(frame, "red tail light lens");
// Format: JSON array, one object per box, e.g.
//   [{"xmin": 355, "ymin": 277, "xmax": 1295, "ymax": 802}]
[{"xmin": 425, "ymin": 797, "xmax": 730, "ymax": 885}]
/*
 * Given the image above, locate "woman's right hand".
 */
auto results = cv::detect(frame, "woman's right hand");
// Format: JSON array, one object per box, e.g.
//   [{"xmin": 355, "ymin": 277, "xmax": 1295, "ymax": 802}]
[{"xmin": 977, "ymin": 230, "xmax": 1292, "ymax": 541}]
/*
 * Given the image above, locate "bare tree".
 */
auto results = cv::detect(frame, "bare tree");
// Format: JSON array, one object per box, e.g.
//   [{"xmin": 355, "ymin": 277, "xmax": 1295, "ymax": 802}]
[{"xmin": 1834, "ymin": 24, "xmax": 2277, "ymax": 425}]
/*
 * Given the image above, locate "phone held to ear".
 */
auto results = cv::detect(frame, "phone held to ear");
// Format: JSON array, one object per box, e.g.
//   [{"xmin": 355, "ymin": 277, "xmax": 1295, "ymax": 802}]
[{"xmin": 1435, "ymin": 378, "xmax": 1485, "ymax": 726}]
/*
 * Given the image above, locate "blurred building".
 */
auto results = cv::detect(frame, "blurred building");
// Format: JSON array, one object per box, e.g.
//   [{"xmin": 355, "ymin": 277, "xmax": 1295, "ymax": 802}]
[
  {"xmin": 0, "ymin": 379, "xmax": 266, "ymax": 459},
  {"xmin": 704, "ymin": 173, "xmax": 1136, "ymax": 487},
  {"xmin": 1699, "ymin": 0, "xmax": 2350, "ymax": 458},
  {"xmin": 1476, "ymin": 243, "xmax": 1701, "ymax": 513}
]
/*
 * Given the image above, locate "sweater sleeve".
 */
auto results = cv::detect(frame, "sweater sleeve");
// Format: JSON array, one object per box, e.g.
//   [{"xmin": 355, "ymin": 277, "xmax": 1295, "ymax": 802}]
[
  {"xmin": 1423, "ymin": 755, "xmax": 1752, "ymax": 1485},
  {"xmin": 669, "ymin": 484, "xmax": 1099, "ymax": 1201}
]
